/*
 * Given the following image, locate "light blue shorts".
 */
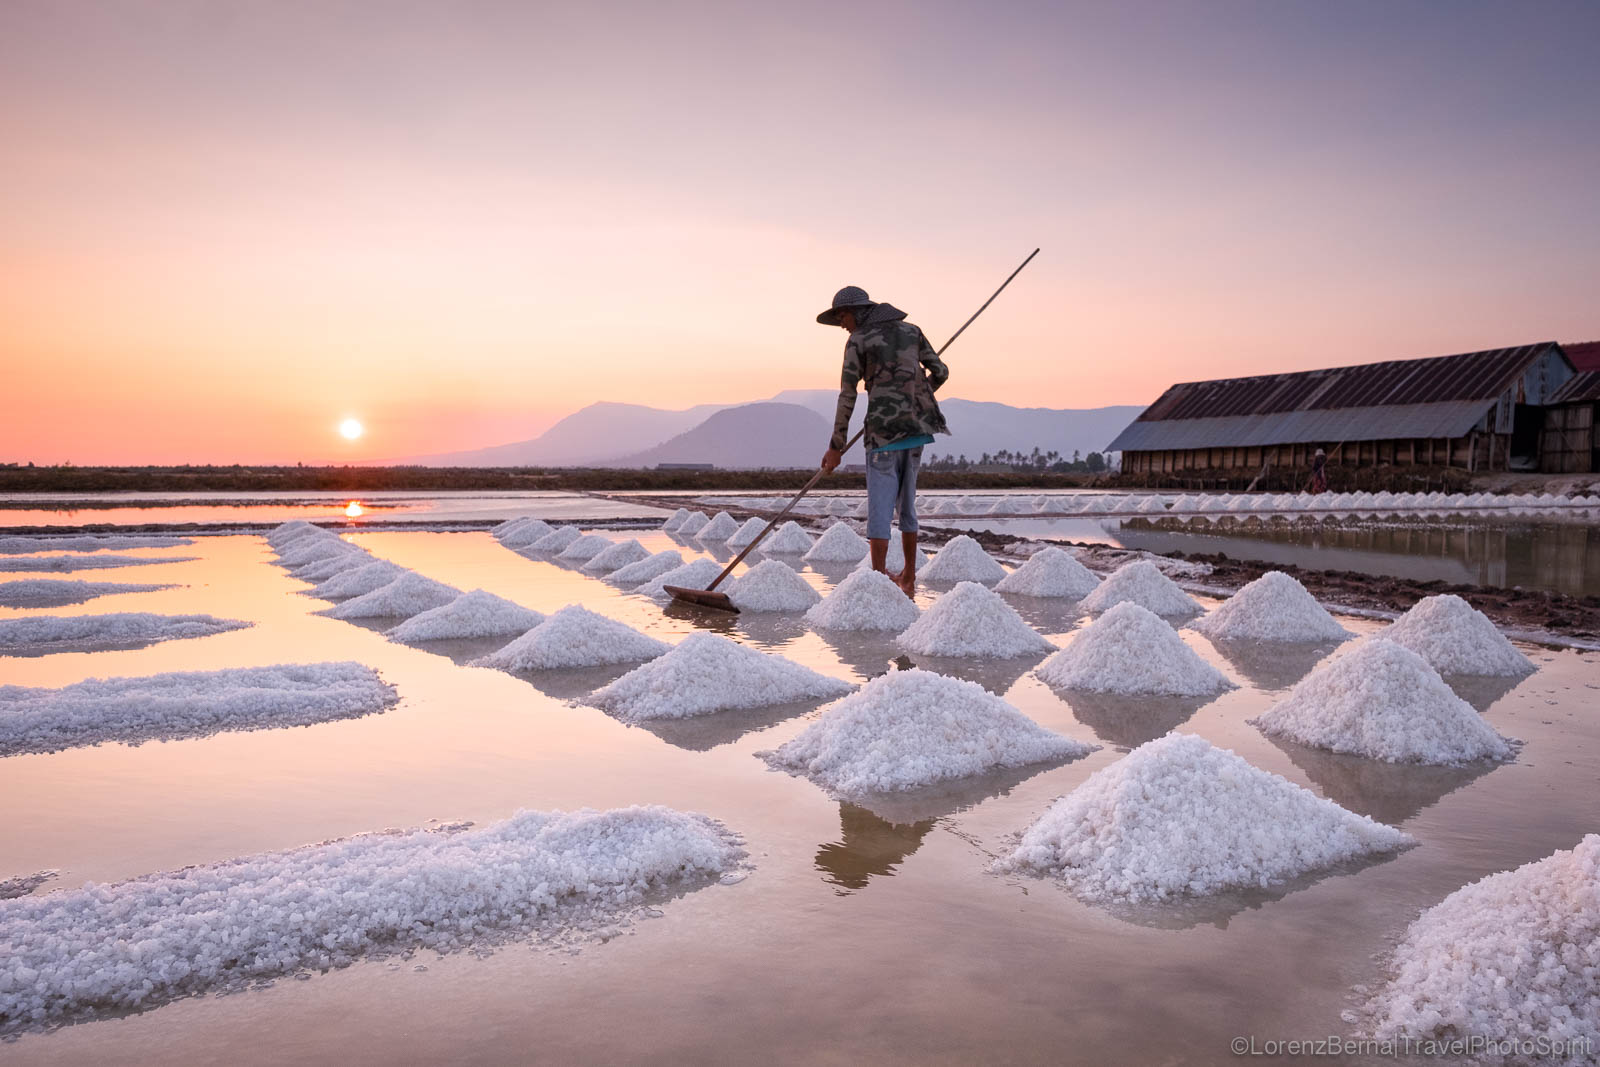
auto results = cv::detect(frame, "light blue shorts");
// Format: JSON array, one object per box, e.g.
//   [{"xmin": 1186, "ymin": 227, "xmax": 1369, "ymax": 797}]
[{"xmin": 865, "ymin": 445, "xmax": 922, "ymax": 540}]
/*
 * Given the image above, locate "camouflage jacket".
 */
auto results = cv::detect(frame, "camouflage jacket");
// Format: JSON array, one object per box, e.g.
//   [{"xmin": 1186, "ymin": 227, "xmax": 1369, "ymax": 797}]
[{"xmin": 829, "ymin": 303, "xmax": 950, "ymax": 452}]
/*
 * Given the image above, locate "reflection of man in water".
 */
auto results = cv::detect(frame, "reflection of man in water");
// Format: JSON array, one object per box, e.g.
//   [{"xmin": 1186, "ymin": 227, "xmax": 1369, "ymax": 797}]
[
  {"xmin": 1308, "ymin": 448, "xmax": 1328, "ymax": 494},
  {"xmin": 814, "ymin": 803, "xmax": 935, "ymax": 892}
]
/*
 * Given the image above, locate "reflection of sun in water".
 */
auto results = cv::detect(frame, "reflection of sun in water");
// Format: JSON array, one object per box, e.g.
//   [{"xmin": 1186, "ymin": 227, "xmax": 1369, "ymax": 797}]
[
  {"xmin": 344, "ymin": 501, "xmax": 364, "ymax": 518},
  {"xmin": 339, "ymin": 418, "xmax": 364, "ymax": 440}
]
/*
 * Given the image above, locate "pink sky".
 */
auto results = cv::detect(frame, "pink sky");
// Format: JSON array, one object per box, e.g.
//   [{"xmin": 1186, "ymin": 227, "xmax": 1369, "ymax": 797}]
[{"xmin": 3, "ymin": 1, "xmax": 1596, "ymax": 464}]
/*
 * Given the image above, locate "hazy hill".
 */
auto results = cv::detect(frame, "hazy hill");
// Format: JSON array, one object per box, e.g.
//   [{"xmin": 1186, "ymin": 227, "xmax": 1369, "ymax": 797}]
[
  {"xmin": 401, "ymin": 390, "xmax": 1144, "ymax": 468},
  {"xmin": 611, "ymin": 403, "xmax": 832, "ymax": 469}
]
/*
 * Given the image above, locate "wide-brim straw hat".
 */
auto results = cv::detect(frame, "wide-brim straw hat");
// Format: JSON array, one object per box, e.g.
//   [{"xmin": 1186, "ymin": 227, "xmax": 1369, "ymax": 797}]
[{"xmin": 816, "ymin": 285, "xmax": 874, "ymax": 325}]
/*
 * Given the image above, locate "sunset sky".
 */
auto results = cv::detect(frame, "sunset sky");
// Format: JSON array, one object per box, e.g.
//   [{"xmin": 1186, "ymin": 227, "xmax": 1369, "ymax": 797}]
[{"xmin": 3, "ymin": 0, "xmax": 1597, "ymax": 465}]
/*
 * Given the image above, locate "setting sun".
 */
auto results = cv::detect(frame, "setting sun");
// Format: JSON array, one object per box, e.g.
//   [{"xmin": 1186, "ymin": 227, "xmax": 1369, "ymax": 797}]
[{"xmin": 338, "ymin": 418, "xmax": 364, "ymax": 441}]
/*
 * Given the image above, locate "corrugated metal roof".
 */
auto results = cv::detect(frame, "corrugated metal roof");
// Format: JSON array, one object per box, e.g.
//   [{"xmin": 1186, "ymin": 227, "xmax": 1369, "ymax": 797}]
[
  {"xmin": 1108, "ymin": 342, "xmax": 1560, "ymax": 453},
  {"xmin": 1107, "ymin": 402, "xmax": 1493, "ymax": 453},
  {"xmin": 1562, "ymin": 341, "xmax": 1600, "ymax": 373},
  {"xmin": 1549, "ymin": 370, "xmax": 1600, "ymax": 404}
]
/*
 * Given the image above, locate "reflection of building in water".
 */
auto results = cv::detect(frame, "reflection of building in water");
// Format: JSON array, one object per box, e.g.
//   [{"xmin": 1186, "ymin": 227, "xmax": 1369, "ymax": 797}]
[
  {"xmin": 1116, "ymin": 520, "xmax": 1600, "ymax": 599},
  {"xmin": 814, "ymin": 804, "xmax": 935, "ymax": 892}
]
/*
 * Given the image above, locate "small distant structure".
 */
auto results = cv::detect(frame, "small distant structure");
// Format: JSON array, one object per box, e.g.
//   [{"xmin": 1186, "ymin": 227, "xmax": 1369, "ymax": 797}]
[
  {"xmin": 655, "ymin": 463, "xmax": 715, "ymax": 471},
  {"xmin": 1108, "ymin": 341, "xmax": 1580, "ymax": 476},
  {"xmin": 1541, "ymin": 341, "xmax": 1600, "ymax": 473}
]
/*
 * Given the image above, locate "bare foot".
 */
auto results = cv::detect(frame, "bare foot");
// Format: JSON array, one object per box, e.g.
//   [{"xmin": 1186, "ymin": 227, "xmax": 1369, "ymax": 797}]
[{"xmin": 895, "ymin": 568, "xmax": 915, "ymax": 598}]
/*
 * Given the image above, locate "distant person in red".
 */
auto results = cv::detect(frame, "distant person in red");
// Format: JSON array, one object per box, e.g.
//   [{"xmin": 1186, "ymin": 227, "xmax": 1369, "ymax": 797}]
[{"xmin": 1308, "ymin": 448, "xmax": 1328, "ymax": 494}]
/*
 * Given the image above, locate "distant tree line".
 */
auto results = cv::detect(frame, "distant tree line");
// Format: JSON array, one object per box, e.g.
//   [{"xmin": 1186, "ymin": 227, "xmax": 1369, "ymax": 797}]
[{"xmin": 924, "ymin": 447, "xmax": 1107, "ymax": 473}]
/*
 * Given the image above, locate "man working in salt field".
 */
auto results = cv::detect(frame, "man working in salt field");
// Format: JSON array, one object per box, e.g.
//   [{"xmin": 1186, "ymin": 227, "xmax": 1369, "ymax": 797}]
[{"xmin": 818, "ymin": 286, "xmax": 949, "ymax": 597}]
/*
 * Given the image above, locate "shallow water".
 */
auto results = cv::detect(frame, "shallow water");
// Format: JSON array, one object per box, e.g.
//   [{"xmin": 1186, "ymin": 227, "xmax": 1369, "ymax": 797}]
[{"xmin": 1, "ymin": 529, "xmax": 1596, "ymax": 1065}]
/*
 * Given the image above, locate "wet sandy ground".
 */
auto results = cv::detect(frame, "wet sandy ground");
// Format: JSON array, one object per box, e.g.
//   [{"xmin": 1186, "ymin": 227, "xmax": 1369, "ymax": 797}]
[{"xmin": 1, "ymin": 530, "xmax": 1595, "ymax": 1065}]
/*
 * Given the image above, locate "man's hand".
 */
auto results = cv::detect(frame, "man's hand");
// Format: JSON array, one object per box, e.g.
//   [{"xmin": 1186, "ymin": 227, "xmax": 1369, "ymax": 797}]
[{"xmin": 820, "ymin": 448, "xmax": 843, "ymax": 473}]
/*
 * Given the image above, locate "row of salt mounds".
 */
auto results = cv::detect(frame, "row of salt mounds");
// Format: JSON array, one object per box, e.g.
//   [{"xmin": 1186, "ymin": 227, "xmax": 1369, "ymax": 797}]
[
  {"xmin": 310, "ymin": 560, "xmax": 408, "ymax": 600},
  {"xmin": 725, "ymin": 559, "xmax": 821, "ymax": 613},
  {"xmin": 994, "ymin": 547, "xmax": 1099, "ymax": 599},
  {"xmin": 697, "ymin": 511, "xmax": 739, "ymax": 542},
  {"xmin": 327, "ymin": 573, "xmax": 461, "ymax": 619},
  {"xmin": 556, "ymin": 534, "xmax": 613, "ymax": 562},
  {"xmin": 762, "ymin": 669, "xmax": 1093, "ymax": 794},
  {"xmin": 0, "ymin": 579, "xmax": 175, "ymax": 608},
  {"xmin": 635, "ymin": 558, "xmax": 723, "ymax": 598},
  {"xmin": 660, "ymin": 507, "xmax": 692, "ymax": 532},
  {"xmin": 0, "ymin": 663, "xmax": 399, "ymax": 758},
  {"xmin": 0, "ymin": 554, "xmax": 198, "ymax": 573},
  {"xmin": 1136, "ymin": 495, "xmax": 1168, "ymax": 514},
  {"xmin": 528, "ymin": 526, "xmax": 582, "ymax": 553},
  {"xmin": 1035, "ymin": 602, "xmax": 1230, "ymax": 696},
  {"xmin": 999, "ymin": 733, "xmax": 1413, "ymax": 902},
  {"xmin": 920, "ymin": 534, "xmax": 1008, "ymax": 583},
  {"xmin": 675, "ymin": 511, "xmax": 710, "ymax": 536},
  {"xmin": 607, "ymin": 549, "xmax": 683, "ymax": 586},
  {"xmin": 761, "ymin": 521, "xmax": 814, "ymax": 555},
  {"xmin": 725, "ymin": 516, "xmax": 769, "ymax": 549},
  {"xmin": 265, "ymin": 520, "xmax": 317, "ymax": 547},
  {"xmin": 278, "ymin": 535, "xmax": 364, "ymax": 570},
  {"xmin": 386, "ymin": 590, "xmax": 545, "ymax": 641},
  {"xmin": 0, "ymin": 806, "xmax": 743, "ymax": 1031},
  {"xmin": 803, "ymin": 568, "xmax": 920, "ymax": 632},
  {"xmin": 1080, "ymin": 559, "xmax": 1201, "ymax": 615},
  {"xmin": 0, "ymin": 535, "xmax": 194, "ymax": 555},
  {"xmin": 1381, "ymin": 594, "xmax": 1534, "ymax": 676},
  {"xmin": 588, "ymin": 633, "xmax": 852, "ymax": 721},
  {"xmin": 293, "ymin": 548, "xmax": 378, "ymax": 582},
  {"xmin": 499, "ymin": 519, "xmax": 556, "ymax": 548},
  {"xmin": 471, "ymin": 605, "xmax": 670, "ymax": 670},
  {"xmin": 987, "ymin": 496, "xmax": 1031, "ymax": 515},
  {"xmin": 0, "ymin": 613, "xmax": 251, "ymax": 656},
  {"xmin": 851, "ymin": 539, "xmax": 929, "ymax": 574},
  {"xmin": 1190, "ymin": 571, "xmax": 1352, "ymax": 642},
  {"xmin": 802, "ymin": 522, "xmax": 868, "ymax": 563},
  {"xmin": 582, "ymin": 539, "xmax": 650, "ymax": 574},
  {"xmin": 1365, "ymin": 834, "xmax": 1599, "ymax": 1049},
  {"xmin": 1251, "ymin": 639, "xmax": 1513, "ymax": 766},
  {"xmin": 896, "ymin": 582, "xmax": 1055, "ymax": 659}
]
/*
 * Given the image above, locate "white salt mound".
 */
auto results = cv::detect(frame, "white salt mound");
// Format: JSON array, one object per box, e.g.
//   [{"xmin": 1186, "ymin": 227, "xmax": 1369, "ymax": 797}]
[
  {"xmin": 1191, "ymin": 571, "xmax": 1352, "ymax": 642},
  {"xmin": 725, "ymin": 516, "xmax": 770, "ymax": 549},
  {"xmin": 607, "ymin": 550, "xmax": 684, "ymax": 586},
  {"xmin": 1381, "ymin": 594, "xmax": 1534, "ymax": 676},
  {"xmin": 310, "ymin": 561, "xmax": 409, "ymax": 600},
  {"xmin": 266, "ymin": 521, "xmax": 317, "ymax": 547},
  {"xmin": 1080, "ymin": 559, "xmax": 1201, "ymax": 615},
  {"xmin": 292, "ymin": 551, "xmax": 377, "ymax": 582},
  {"xmin": 896, "ymin": 581, "xmax": 1054, "ymax": 659},
  {"xmin": 763, "ymin": 669, "xmax": 1093, "ymax": 794},
  {"xmin": 0, "ymin": 663, "xmax": 398, "ymax": 757},
  {"xmin": 994, "ymin": 547, "xmax": 1099, "ymax": 599},
  {"xmin": 278, "ymin": 537, "xmax": 363, "ymax": 568},
  {"xmin": 803, "ymin": 522, "xmax": 868, "ymax": 563},
  {"xmin": 921, "ymin": 534, "xmax": 1008, "ymax": 583},
  {"xmin": 0, "ymin": 613, "xmax": 251, "ymax": 655},
  {"xmin": 385, "ymin": 590, "xmax": 545, "ymax": 641},
  {"xmin": 471, "ymin": 605, "xmax": 670, "ymax": 670},
  {"xmin": 1035, "ymin": 601, "xmax": 1229, "ymax": 696},
  {"xmin": 499, "ymin": 520, "xmax": 556, "ymax": 548},
  {"xmin": 589, "ymin": 632, "xmax": 852, "ymax": 721},
  {"xmin": 661, "ymin": 507, "xmax": 692, "ymax": 532},
  {"xmin": 0, "ymin": 806, "xmax": 741, "ymax": 1030},
  {"xmin": 1252, "ymin": 639, "xmax": 1512, "ymax": 765},
  {"xmin": 581, "ymin": 539, "xmax": 649, "ymax": 574},
  {"xmin": 556, "ymin": 534, "xmax": 613, "ymax": 562},
  {"xmin": 0, "ymin": 554, "xmax": 198, "ymax": 573},
  {"xmin": 635, "ymin": 558, "xmax": 724, "ymax": 599},
  {"xmin": 0, "ymin": 579, "xmax": 174, "ymax": 608},
  {"xmin": 1366, "ymin": 834, "xmax": 1599, "ymax": 1048},
  {"xmin": 761, "ymin": 521, "xmax": 814, "ymax": 555},
  {"xmin": 725, "ymin": 559, "xmax": 821, "ymax": 613},
  {"xmin": 528, "ymin": 526, "xmax": 581, "ymax": 553},
  {"xmin": 697, "ymin": 512, "xmax": 739, "ymax": 542},
  {"xmin": 327, "ymin": 573, "xmax": 461, "ymax": 619},
  {"xmin": 1001, "ymin": 732, "xmax": 1413, "ymax": 902},
  {"xmin": 675, "ymin": 511, "xmax": 710, "ymax": 535},
  {"xmin": 803, "ymin": 568, "xmax": 920, "ymax": 632}
]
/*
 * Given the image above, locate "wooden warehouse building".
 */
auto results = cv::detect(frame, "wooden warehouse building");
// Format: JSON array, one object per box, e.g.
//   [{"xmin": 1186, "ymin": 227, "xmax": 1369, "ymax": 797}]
[
  {"xmin": 1108, "ymin": 341, "xmax": 1581, "ymax": 477},
  {"xmin": 1539, "ymin": 341, "xmax": 1600, "ymax": 473}
]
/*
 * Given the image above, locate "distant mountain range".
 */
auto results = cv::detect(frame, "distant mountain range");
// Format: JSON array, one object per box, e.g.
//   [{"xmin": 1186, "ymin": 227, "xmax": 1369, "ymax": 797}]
[{"xmin": 400, "ymin": 390, "xmax": 1142, "ymax": 469}]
